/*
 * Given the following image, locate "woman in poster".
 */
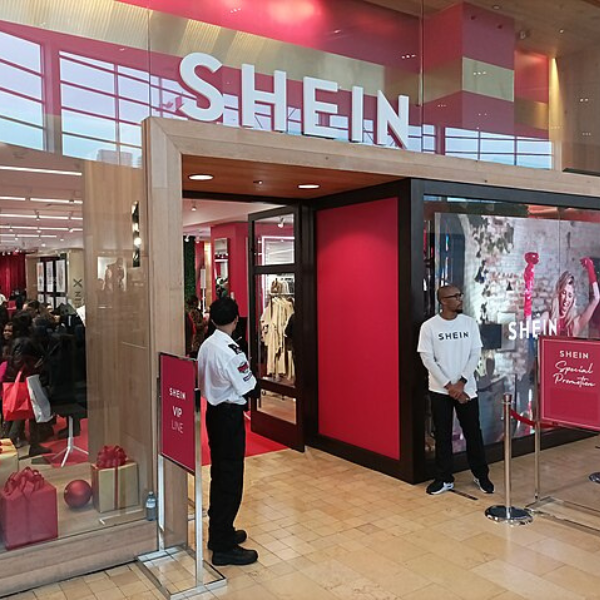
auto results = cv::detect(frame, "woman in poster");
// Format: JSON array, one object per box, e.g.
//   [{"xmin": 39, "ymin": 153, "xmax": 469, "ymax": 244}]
[{"xmin": 524, "ymin": 252, "xmax": 600, "ymax": 337}]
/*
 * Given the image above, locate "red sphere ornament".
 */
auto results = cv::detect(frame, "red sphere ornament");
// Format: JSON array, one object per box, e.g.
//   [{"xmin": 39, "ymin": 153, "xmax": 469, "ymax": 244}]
[{"xmin": 64, "ymin": 479, "xmax": 93, "ymax": 509}]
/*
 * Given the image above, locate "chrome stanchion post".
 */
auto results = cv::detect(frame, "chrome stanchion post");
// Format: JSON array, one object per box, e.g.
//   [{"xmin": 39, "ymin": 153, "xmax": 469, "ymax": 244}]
[
  {"xmin": 533, "ymin": 359, "xmax": 542, "ymax": 501},
  {"xmin": 485, "ymin": 393, "xmax": 533, "ymax": 525}
]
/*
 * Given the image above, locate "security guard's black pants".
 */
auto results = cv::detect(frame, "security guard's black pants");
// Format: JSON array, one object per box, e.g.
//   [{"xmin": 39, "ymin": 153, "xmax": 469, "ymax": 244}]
[{"xmin": 206, "ymin": 402, "xmax": 246, "ymax": 552}]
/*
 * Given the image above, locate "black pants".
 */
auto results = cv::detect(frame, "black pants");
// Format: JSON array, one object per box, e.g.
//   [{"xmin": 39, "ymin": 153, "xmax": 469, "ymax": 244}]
[
  {"xmin": 206, "ymin": 402, "xmax": 246, "ymax": 552},
  {"xmin": 430, "ymin": 392, "xmax": 489, "ymax": 483}
]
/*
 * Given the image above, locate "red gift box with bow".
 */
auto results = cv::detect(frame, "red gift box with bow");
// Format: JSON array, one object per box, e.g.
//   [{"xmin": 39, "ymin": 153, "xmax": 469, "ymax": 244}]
[
  {"xmin": 0, "ymin": 467, "xmax": 58, "ymax": 550},
  {"xmin": 91, "ymin": 445, "xmax": 139, "ymax": 513}
]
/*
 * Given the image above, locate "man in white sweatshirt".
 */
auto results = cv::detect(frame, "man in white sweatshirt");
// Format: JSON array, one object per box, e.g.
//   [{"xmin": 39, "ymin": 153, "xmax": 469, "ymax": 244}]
[{"xmin": 418, "ymin": 284, "xmax": 494, "ymax": 495}]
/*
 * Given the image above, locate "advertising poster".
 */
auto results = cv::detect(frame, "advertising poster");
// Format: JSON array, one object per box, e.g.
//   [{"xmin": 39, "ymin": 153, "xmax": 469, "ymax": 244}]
[
  {"xmin": 540, "ymin": 337, "xmax": 600, "ymax": 431},
  {"xmin": 160, "ymin": 354, "xmax": 197, "ymax": 473},
  {"xmin": 45, "ymin": 261, "xmax": 54, "ymax": 293},
  {"xmin": 431, "ymin": 209, "xmax": 600, "ymax": 449},
  {"xmin": 56, "ymin": 259, "xmax": 66, "ymax": 294}
]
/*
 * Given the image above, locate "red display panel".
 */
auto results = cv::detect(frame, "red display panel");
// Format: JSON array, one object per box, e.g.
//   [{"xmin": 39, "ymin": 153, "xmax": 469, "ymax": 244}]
[
  {"xmin": 316, "ymin": 198, "xmax": 399, "ymax": 459},
  {"xmin": 540, "ymin": 337, "xmax": 600, "ymax": 431},
  {"xmin": 160, "ymin": 354, "xmax": 197, "ymax": 472}
]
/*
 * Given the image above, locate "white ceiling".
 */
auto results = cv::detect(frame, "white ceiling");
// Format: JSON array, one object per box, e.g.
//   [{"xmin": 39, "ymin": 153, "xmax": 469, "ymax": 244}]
[
  {"xmin": 182, "ymin": 199, "xmax": 282, "ymax": 239},
  {"xmin": 0, "ymin": 143, "xmax": 83, "ymax": 253}
]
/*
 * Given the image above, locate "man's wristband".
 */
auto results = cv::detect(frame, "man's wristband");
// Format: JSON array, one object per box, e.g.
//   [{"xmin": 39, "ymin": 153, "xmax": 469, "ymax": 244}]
[{"xmin": 459, "ymin": 376, "xmax": 467, "ymax": 384}]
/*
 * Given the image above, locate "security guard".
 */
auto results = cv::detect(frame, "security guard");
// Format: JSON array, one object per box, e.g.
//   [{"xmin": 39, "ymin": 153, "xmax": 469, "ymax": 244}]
[{"xmin": 197, "ymin": 297, "xmax": 259, "ymax": 566}]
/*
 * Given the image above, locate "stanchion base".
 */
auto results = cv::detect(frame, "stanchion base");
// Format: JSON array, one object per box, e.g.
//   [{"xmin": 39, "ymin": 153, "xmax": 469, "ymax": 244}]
[
  {"xmin": 485, "ymin": 505, "xmax": 533, "ymax": 525},
  {"xmin": 589, "ymin": 472, "xmax": 600, "ymax": 484}
]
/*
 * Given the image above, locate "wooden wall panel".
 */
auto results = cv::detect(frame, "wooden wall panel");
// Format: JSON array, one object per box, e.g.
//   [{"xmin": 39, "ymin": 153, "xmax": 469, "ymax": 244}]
[
  {"xmin": 557, "ymin": 46, "xmax": 600, "ymax": 174},
  {"xmin": 144, "ymin": 121, "xmax": 188, "ymax": 548},
  {"xmin": 83, "ymin": 161, "xmax": 153, "ymax": 505},
  {"xmin": 1, "ymin": 520, "xmax": 155, "ymax": 597},
  {"xmin": 159, "ymin": 118, "xmax": 600, "ymax": 198}
]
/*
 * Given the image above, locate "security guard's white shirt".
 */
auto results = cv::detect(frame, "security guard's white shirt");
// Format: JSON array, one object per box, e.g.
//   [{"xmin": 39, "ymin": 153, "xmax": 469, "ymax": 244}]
[{"xmin": 197, "ymin": 329, "xmax": 257, "ymax": 406}]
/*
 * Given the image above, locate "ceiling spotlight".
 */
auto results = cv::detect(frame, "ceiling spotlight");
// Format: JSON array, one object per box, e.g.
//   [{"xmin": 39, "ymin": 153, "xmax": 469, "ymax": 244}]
[
  {"xmin": 492, "ymin": 4, "xmax": 501, "ymax": 9},
  {"xmin": 184, "ymin": 235, "xmax": 190, "ymax": 242},
  {"xmin": 253, "ymin": 180, "xmax": 264, "ymax": 185},
  {"xmin": 278, "ymin": 217, "xmax": 285, "ymax": 229},
  {"xmin": 134, "ymin": 236, "xmax": 142, "ymax": 248},
  {"xmin": 191, "ymin": 202, "xmax": 197, "ymax": 212},
  {"xmin": 298, "ymin": 183, "xmax": 320, "ymax": 189},
  {"xmin": 188, "ymin": 173, "xmax": 213, "ymax": 181},
  {"xmin": 559, "ymin": 28, "xmax": 565, "ymax": 34}
]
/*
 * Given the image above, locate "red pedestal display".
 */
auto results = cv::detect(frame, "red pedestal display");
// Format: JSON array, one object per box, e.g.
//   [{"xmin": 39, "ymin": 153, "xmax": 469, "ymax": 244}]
[{"xmin": 0, "ymin": 468, "xmax": 58, "ymax": 550}]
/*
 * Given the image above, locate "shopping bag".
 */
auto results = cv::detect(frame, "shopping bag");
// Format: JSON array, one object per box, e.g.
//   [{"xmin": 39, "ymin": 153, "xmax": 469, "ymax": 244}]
[
  {"xmin": 26, "ymin": 374, "xmax": 53, "ymax": 423},
  {"xmin": 2, "ymin": 370, "xmax": 34, "ymax": 422}
]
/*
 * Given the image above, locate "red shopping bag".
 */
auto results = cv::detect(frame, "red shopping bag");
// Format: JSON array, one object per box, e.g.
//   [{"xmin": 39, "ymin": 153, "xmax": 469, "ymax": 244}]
[{"xmin": 2, "ymin": 370, "xmax": 34, "ymax": 421}]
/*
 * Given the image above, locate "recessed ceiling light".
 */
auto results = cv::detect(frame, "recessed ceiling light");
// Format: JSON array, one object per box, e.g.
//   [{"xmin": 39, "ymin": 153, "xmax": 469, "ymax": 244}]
[
  {"xmin": 559, "ymin": 28, "xmax": 565, "ymax": 34},
  {"xmin": 298, "ymin": 183, "xmax": 320, "ymax": 190},
  {"xmin": 253, "ymin": 180, "xmax": 264, "ymax": 185},
  {"xmin": 191, "ymin": 202, "xmax": 197, "ymax": 212},
  {"xmin": 188, "ymin": 173, "xmax": 214, "ymax": 181},
  {"xmin": 492, "ymin": 4, "xmax": 501, "ymax": 9}
]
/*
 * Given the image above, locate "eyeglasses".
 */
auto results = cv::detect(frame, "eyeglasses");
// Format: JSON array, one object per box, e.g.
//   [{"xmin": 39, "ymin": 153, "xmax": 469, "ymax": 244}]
[{"xmin": 441, "ymin": 292, "xmax": 463, "ymax": 300}]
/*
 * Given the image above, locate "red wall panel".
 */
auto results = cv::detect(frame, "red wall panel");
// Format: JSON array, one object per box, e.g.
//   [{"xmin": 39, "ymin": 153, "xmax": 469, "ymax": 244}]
[
  {"xmin": 211, "ymin": 223, "xmax": 248, "ymax": 317},
  {"xmin": 316, "ymin": 198, "xmax": 399, "ymax": 459},
  {"xmin": 118, "ymin": 0, "xmax": 420, "ymax": 69}
]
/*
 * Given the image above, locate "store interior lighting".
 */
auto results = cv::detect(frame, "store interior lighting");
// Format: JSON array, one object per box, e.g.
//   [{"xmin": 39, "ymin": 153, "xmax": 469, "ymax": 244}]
[
  {"xmin": 188, "ymin": 173, "xmax": 213, "ymax": 181},
  {"xmin": 0, "ymin": 165, "xmax": 81, "ymax": 176},
  {"xmin": 30, "ymin": 198, "xmax": 83, "ymax": 205}
]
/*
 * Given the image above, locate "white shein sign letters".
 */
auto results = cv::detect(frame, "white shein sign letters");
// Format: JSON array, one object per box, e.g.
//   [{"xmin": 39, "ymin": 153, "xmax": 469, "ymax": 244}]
[{"xmin": 179, "ymin": 52, "xmax": 410, "ymax": 148}]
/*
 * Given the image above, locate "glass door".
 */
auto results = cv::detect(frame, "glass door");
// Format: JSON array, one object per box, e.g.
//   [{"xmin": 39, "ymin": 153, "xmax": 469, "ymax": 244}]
[{"xmin": 248, "ymin": 206, "xmax": 304, "ymax": 451}]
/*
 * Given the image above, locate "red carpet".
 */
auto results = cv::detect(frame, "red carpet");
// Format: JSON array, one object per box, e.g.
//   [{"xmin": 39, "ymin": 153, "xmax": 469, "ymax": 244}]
[
  {"xmin": 44, "ymin": 416, "xmax": 89, "ymax": 467},
  {"xmin": 200, "ymin": 399, "xmax": 286, "ymax": 466},
  {"xmin": 33, "ymin": 403, "xmax": 284, "ymax": 468}
]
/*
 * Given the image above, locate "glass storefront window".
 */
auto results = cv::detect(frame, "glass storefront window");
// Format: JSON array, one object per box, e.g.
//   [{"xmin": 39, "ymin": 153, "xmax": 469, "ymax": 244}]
[
  {"xmin": 424, "ymin": 196, "xmax": 600, "ymax": 453},
  {"xmin": 254, "ymin": 215, "xmax": 295, "ymax": 266},
  {"xmin": 0, "ymin": 134, "xmax": 148, "ymax": 555},
  {"xmin": 254, "ymin": 272, "xmax": 296, "ymax": 389}
]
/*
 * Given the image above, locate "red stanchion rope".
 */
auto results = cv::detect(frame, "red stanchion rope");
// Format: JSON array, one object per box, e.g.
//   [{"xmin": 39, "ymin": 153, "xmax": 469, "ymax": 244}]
[{"xmin": 509, "ymin": 408, "xmax": 554, "ymax": 429}]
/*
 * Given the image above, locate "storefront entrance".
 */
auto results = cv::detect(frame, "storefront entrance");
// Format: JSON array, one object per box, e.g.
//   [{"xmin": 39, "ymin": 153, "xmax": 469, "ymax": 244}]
[
  {"xmin": 248, "ymin": 207, "xmax": 304, "ymax": 451},
  {"xmin": 144, "ymin": 115, "xmax": 600, "ymax": 570}
]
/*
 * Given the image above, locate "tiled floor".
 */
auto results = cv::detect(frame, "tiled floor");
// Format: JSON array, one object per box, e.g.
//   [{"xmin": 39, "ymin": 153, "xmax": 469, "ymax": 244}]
[{"xmin": 7, "ymin": 435, "xmax": 600, "ymax": 600}]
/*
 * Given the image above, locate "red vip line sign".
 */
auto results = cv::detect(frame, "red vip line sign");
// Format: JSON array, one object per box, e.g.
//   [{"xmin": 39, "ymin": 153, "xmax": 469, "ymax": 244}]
[
  {"xmin": 160, "ymin": 354, "xmax": 197, "ymax": 473},
  {"xmin": 540, "ymin": 337, "xmax": 600, "ymax": 431}
]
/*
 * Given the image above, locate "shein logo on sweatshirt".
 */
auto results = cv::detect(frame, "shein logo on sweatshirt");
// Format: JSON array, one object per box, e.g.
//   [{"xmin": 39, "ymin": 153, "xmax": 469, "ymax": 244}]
[{"xmin": 178, "ymin": 52, "xmax": 410, "ymax": 148}]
